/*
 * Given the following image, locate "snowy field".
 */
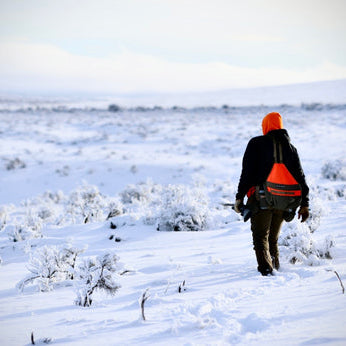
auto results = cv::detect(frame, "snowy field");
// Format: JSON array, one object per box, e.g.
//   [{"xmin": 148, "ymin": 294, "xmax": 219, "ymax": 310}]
[{"xmin": 0, "ymin": 81, "xmax": 346, "ymax": 345}]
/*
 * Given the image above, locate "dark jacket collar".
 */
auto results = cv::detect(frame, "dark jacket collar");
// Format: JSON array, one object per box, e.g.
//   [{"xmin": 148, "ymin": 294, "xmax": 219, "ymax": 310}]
[{"xmin": 266, "ymin": 129, "xmax": 291, "ymax": 143}]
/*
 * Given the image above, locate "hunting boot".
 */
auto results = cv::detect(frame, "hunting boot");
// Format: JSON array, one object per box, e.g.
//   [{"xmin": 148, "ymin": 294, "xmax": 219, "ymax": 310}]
[
  {"xmin": 255, "ymin": 249, "xmax": 273, "ymax": 276},
  {"xmin": 271, "ymin": 255, "xmax": 280, "ymax": 270}
]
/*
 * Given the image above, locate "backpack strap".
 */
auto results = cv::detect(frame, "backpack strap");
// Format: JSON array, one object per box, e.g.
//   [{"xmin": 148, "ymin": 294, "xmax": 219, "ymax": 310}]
[{"xmin": 272, "ymin": 137, "xmax": 283, "ymax": 163}]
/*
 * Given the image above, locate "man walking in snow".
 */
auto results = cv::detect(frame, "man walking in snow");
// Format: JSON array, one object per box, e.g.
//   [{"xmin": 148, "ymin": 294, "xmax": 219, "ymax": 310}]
[{"xmin": 235, "ymin": 112, "xmax": 309, "ymax": 276}]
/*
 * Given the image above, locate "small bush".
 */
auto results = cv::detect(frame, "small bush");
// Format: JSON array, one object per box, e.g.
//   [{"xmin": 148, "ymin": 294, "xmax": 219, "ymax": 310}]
[
  {"xmin": 321, "ymin": 160, "xmax": 346, "ymax": 181},
  {"xmin": 17, "ymin": 245, "xmax": 85, "ymax": 292},
  {"xmin": 279, "ymin": 222, "xmax": 335, "ymax": 266},
  {"xmin": 7, "ymin": 225, "xmax": 33, "ymax": 242},
  {"xmin": 305, "ymin": 186, "xmax": 324, "ymax": 233},
  {"xmin": 106, "ymin": 201, "xmax": 124, "ymax": 219},
  {"xmin": 316, "ymin": 235, "xmax": 335, "ymax": 260},
  {"xmin": 7, "ymin": 214, "xmax": 43, "ymax": 242},
  {"xmin": 56, "ymin": 165, "xmax": 70, "ymax": 177},
  {"xmin": 157, "ymin": 185, "xmax": 209, "ymax": 232},
  {"xmin": 108, "ymin": 104, "xmax": 122, "ymax": 112},
  {"xmin": 120, "ymin": 180, "xmax": 162, "ymax": 205},
  {"xmin": 74, "ymin": 253, "xmax": 121, "ymax": 307},
  {"xmin": 5, "ymin": 158, "xmax": 26, "ymax": 170},
  {"xmin": 65, "ymin": 185, "xmax": 122, "ymax": 224},
  {"xmin": 0, "ymin": 207, "xmax": 8, "ymax": 231}
]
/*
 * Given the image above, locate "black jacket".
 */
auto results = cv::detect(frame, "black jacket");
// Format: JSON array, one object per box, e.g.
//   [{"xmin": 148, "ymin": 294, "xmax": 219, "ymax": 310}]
[{"xmin": 236, "ymin": 129, "xmax": 309, "ymax": 207}]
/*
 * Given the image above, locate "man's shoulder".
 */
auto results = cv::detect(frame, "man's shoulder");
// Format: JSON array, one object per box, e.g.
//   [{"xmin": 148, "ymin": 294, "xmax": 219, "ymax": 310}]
[{"xmin": 248, "ymin": 135, "xmax": 269, "ymax": 145}]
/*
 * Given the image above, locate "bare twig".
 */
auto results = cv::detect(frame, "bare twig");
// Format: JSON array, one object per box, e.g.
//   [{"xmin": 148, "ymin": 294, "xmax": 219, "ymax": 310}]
[
  {"xmin": 140, "ymin": 289, "xmax": 150, "ymax": 321},
  {"xmin": 30, "ymin": 332, "xmax": 51, "ymax": 344},
  {"xmin": 107, "ymin": 210, "xmax": 121, "ymax": 220},
  {"xmin": 42, "ymin": 337, "xmax": 52, "ymax": 344},
  {"xmin": 334, "ymin": 270, "xmax": 345, "ymax": 294},
  {"xmin": 327, "ymin": 269, "xmax": 345, "ymax": 294},
  {"xmin": 119, "ymin": 269, "xmax": 135, "ymax": 276},
  {"xmin": 164, "ymin": 281, "xmax": 171, "ymax": 294},
  {"xmin": 178, "ymin": 280, "xmax": 186, "ymax": 293}
]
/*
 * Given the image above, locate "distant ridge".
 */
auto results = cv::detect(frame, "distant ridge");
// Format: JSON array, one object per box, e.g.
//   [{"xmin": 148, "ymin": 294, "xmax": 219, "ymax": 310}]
[
  {"xmin": 1, "ymin": 102, "xmax": 346, "ymax": 114},
  {"xmin": 1, "ymin": 79, "xmax": 345, "ymax": 109}
]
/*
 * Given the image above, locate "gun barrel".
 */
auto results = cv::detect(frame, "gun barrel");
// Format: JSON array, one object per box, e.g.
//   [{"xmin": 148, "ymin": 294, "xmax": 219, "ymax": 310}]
[{"xmin": 222, "ymin": 203, "xmax": 235, "ymax": 208}]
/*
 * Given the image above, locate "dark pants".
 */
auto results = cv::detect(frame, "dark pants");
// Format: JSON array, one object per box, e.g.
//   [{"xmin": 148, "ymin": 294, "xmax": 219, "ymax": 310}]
[{"xmin": 250, "ymin": 209, "xmax": 284, "ymax": 275}]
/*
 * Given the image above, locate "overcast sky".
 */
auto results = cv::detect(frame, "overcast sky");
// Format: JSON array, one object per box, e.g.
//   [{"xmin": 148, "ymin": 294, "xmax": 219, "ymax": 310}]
[{"xmin": 0, "ymin": 0, "xmax": 345, "ymax": 94}]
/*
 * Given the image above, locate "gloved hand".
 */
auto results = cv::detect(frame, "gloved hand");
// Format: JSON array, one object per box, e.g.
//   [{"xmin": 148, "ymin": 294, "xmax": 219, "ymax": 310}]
[
  {"xmin": 298, "ymin": 206, "xmax": 309, "ymax": 222},
  {"xmin": 234, "ymin": 199, "xmax": 243, "ymax": 213}
]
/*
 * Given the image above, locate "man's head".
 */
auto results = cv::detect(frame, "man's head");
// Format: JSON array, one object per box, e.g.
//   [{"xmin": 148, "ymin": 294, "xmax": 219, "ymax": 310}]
[{"xmin": 262, "ymin": 112, "xmax": 283, "ymax": 135}]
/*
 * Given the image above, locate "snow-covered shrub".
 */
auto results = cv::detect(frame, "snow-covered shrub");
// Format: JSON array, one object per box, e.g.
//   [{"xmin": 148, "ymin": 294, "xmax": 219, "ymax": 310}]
[
  {"xmin": 0, "ymin": 206, "xmax": 8, "ymax": 231},
  {"xmin": 279, "ymin": 222, "xmax": 335, "ymax": 266},
  {"xmin": 120, "ymin": 184, "xmax": 143, "ymax": 204},
  {"xmin": 305, "ymin": 187, "xmax": 324, "ymax": 233},
  {"xmin": 321, "ymin": 160, "xmax": 346, "ymax": 181},
  {"xmin": 5, "ymin": 157, "xmax": 26, "ymax": 170},
  {"xmin": 108, "ymin": 104, "xmax": 122, "ymax": 112},
  {"xmin": 23, "ymin": 191, "xmax": 66, "ymax": 224},
  {"xmin": 119, "ymin": 180, "xmax": 164, "ymax": 223},
  {"xmin": 7, "ymin": 209, "xmax": 44, "ymax": 242},
  {"xmin": 59, "ymin": 246, "xmax": 86, "ymax": 280},
  {"xmin": 299, "ymin": 179, "xmax": 335, "ymax": 234},
  {"xmin": 26, "ymin": 210, "xmax": 43, "ymax": 232},
  {"xmin": 66, "ymin": 185, "xmax": 105, "ymax": 223},
  {"xmin": 279, "ymin": 223, "xmax": 314, "ymax": 264},
  {"xmin": 22, "ymin": 186, "xmax": 123, "ymax": 226},
  {"xmin": 157, "ymin": 184, "xmax": 209, "ymax": 232},
  {"xmin": 41, "ymin": 190, "xmax": 66, "ymax": 205},
  {"xmin": 37, "ymin": 207, "xmax": 53, "ymax": 220},
  {"xmin": 65, "ymin": 185, "xmax": 122, "ymax": 224},
  {"xmin": 106, "ymin": 200, "xmax": 124, "ymax": 220},
  {"xmin": 7, "ymin": 225, "xmax": 33, "ymax": 242},
  {"xmin": 55, "ymin": 165, "xmax": 70, "ymax": 177},
  {"xmin": 316, "ymin": 235, "xmax": 335, "ymax": 260},
  {"xmin": 17, "ymin": 245, "xmax": 85, "ymax": 292},
  {"xmin": 120, "ymin": 180, "xmax": 162, "ymax": 205},
  {"xmin": 74, "ymin": 253, "xmax": 121, "ymax": 307},
  {"xmin": 335, "ymin": 185, "xmax": 346, "ymax": 198},
  {"xmin": 130, "ymin": 165, "xmax": 138, "ymax": 174},
  {"xmin": 306, "ymin": 208, "xmax": 321, "ymax": 234},
  {"xmin": 3, "ymin": 185, "xmax": 124, "ymax": 238},
  {"xmin": 22, "ymin": 191, "xmax": 66, "ymax": 208},
  {"xmin": 204, "ymin": 179, "xmax": 241, "ymax": 227}
]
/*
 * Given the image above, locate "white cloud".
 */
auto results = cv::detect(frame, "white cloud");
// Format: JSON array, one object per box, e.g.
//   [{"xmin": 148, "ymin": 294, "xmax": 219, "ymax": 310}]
[{"xmin": 1, "ymin": 41, "xmax": 346, "ymax": 94}]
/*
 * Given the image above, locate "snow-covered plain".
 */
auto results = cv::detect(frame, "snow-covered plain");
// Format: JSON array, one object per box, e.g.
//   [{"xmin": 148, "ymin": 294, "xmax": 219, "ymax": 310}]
[{"xmin": 0, "ymin": 81, "xmax": 346, "ymax": 345}]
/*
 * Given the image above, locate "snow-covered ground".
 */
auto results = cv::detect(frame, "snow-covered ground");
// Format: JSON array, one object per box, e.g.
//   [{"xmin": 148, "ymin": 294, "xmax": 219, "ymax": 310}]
[{"xmin": 0, "ymin": 80, "xmax": 346, "ymax": 345}]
